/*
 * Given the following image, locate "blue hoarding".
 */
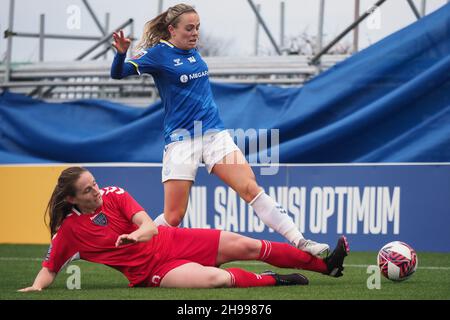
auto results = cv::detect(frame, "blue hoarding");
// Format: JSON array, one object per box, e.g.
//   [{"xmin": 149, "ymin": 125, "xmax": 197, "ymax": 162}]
[{"xmin": 88, "ymin": 164, "xmax": 450, "ymax": 252}]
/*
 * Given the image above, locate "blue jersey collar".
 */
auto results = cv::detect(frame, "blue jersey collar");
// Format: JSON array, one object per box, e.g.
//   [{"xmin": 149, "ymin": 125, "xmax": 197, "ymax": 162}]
[{"xmin": 160, "ymin": 39, "xmax": 196, "ymax": 55}]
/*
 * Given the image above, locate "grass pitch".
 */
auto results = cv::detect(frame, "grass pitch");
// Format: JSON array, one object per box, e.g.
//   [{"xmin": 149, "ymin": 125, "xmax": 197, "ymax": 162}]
[{"xmin": 1, "ymin": 244, "xmax": 449, "ymax": 300}]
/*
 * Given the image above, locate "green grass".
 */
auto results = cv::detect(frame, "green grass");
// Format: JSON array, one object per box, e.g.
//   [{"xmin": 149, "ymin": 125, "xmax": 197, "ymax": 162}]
[{"xmin": 1, "ymin": 244, "xmax": 449, "ymax": 300}]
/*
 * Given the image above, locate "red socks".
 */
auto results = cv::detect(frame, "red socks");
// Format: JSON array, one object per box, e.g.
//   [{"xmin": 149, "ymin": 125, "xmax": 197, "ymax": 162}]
[
  {"xmin": 225, "ymin": 268, "xmax": 276, "ymax": 288},
  {"xmin": 224, "ymin": 241, "xmax": 328, "ymax": 288},
  {"xmin": 259, "ymin": 240, "xmax": 328, "ymax": 274}
]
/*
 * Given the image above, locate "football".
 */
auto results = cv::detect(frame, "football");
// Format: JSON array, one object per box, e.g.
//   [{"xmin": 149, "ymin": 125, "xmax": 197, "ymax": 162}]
[{"xmin": 377, "ymin": 241, "xmax": 418, "ymax": 281}]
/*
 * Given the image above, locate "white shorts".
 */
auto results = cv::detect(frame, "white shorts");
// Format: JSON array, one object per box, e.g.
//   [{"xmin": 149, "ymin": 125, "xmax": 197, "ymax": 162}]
[{"xmin": 162, "ymin": 130, "xmax": 240, "ymax": 182}]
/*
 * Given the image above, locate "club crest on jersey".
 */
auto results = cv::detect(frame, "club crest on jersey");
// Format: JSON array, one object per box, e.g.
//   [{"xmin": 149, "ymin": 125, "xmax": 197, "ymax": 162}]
[
  {"xmin": 173, "ymin": 58, "xmax": 183, "ymax": 66},
  {"xmin": 91, "ymin": 212, "xmax": 108, "ymax": 226},
  {"xmin": 187, "ymin": 56, "xmax": 196, "ymax": 63}
]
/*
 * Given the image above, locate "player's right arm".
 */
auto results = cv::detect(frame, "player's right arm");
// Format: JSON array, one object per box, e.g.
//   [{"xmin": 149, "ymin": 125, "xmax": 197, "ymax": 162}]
[
  {"xmin": 19, "ymin": 223, "xmax": 79, "ymax": 292},
  {"xmin": 111, "ymin": 29, "xmax": 160, "ymax": 79},
  {"xmin": 18, "ymin": 267, "xmax": 56, "ymax": 292},
  {"xmin": 110, "ymin": 30, "xmax": 136, "ymax": 79}
]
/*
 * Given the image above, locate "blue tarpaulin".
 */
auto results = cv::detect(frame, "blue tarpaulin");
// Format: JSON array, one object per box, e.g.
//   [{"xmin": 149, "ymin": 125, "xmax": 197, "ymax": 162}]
[{"xmin": 1, "ymin": 4, "xmax": 449, "ymax": 164}]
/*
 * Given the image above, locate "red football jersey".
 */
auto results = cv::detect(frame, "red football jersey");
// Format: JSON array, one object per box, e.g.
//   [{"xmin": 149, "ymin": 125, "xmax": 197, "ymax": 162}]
[{"xmin": 42, "ymin": 186, "xmax": 159, "ymax": 286}]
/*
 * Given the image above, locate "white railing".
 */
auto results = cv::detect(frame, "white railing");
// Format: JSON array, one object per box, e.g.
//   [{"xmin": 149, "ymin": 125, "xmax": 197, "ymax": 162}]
[{"xmin": 0, "ymin": 54, "xmax": 349, "ymax": 104}]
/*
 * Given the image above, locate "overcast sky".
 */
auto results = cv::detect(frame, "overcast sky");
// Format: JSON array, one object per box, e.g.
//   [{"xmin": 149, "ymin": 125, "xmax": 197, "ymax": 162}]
[{"xmin": 0, "ymin": 0, "xmax": 448, "ymax": 62}]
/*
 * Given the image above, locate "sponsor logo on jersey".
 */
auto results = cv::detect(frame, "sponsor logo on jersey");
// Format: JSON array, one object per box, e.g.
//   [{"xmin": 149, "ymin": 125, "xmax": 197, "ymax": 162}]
[
  {"xmin": 180, "ymin": 74, "xmax": 189, "ymax": 83},
  {"xmin": 173, "ymin": 58, "xmax": 183, "ymax": 66},
  {"xmin": 179, "ymin": 71, "xmax": 208, "ymax": 84},
  {"xmin": 91, "ymin": 212, "xmax": 108, "ymax": 226},
  {"xmin": 188, "ymin": 56, "xmax": 196, "ymax": 63},
  {"xmin": 131, "ymin": 50, "xmax": 147, "ymax": 60},
  {"xmin": 188, "ymin": 70, "xmax": 208, "ymax": 80}
]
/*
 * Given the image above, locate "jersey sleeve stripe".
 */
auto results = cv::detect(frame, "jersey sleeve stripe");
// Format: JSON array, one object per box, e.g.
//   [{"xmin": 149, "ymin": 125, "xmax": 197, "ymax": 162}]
[
  {"xmin": 127, "ymin": 61, "xmax": 141, "ymax": 75},
  {"xmin": 58, "ymin": 252, "xmax": 81, "ymax": 273}
]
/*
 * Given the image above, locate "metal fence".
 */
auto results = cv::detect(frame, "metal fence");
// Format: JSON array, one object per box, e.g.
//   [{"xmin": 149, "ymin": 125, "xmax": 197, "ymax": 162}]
[
  {"xmin": 2, "ymin": 0, "xmax": 444, "ymax": 105},
  {"xmin": 0, "ymin": 55, "xmax": 348, "ymax": 104}
]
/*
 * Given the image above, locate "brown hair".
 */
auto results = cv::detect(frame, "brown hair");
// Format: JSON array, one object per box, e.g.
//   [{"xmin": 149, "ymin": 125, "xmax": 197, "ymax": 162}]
[
  {"xmin": 45, "ymin": 167, "xmax": 87, "ymax": 238},
  {"xmin": 135, "ymin": 3, "xmax": 197, "ymax": 51}
]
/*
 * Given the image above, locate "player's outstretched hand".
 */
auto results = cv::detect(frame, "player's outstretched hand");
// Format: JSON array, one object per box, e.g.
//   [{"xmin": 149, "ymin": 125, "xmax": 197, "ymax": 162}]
[
  {"xmin": 115, "ymin": 234, "xmax": 138, "ymax": 247},
  {"xmin": 112, "ymin": 30, "xmax": 131, "ymax": 54},
  {"xmin": 18, "ymin": 286, "xmax": 42, "ymax": 292}
]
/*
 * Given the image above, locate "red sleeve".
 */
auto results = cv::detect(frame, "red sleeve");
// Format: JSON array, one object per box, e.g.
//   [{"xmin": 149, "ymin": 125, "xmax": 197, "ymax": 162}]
[
  {"xmin": 119, "ymin": 190, "xmax": 145, "ymax": 222},
  {"xmin": 106, "ymin": 187, "xmax": 145, "ymax": 222},
  {"xmin": 42, "ymin": 223, "xmax": 79, "ymax": 273}
]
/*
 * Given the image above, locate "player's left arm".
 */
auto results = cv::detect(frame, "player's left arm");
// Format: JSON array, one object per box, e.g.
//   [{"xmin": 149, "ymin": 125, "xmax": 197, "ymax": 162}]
[{"xmin": 115, "ymin": 211, "xmax": 158, "ymax": 247}]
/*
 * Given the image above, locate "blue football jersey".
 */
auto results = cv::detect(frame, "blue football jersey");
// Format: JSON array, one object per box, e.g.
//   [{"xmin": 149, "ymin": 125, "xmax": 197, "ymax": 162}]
[{"xmin": 126, "ymin": 40, "xmax": 224, "ymax": 144}]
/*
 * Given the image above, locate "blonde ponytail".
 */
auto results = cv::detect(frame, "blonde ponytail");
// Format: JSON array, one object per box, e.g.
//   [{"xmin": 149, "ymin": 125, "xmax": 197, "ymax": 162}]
[{"xmin": 135, "ymin": 3, "xmax": 196, "ymax": 51}]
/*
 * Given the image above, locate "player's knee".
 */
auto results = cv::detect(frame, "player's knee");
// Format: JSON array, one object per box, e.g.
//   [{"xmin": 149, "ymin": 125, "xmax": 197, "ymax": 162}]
[
  {"xmin": 207, "ymin": 272, "xmax": 230, "ymax": 288},
  {"xmin": 164, "ymin": 210, "xmax": 184, "ymax": 227},
  {"xmin": 241, "ymin": 179, "xmax": 261, "ymax": 203},
  {"xmin": 237, "ymin": 238, "xmax": 260, "ymax": 258}
]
